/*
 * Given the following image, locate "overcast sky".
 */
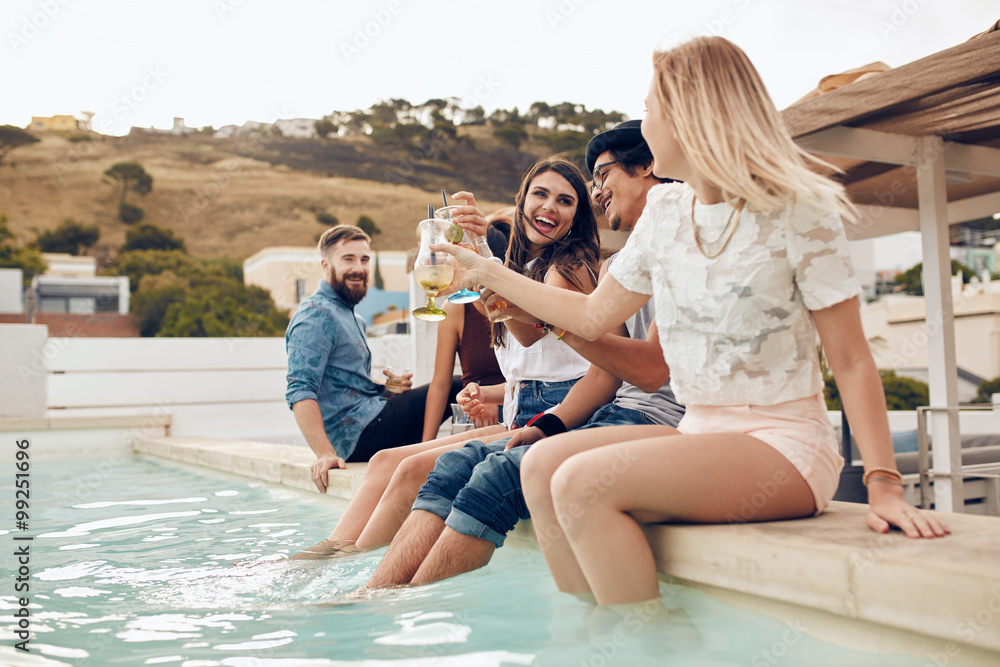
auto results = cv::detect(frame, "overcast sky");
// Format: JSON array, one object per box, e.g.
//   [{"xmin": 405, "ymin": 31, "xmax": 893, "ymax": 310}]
[{"xmin": 2, "ymin": 0, "xmax": 997, "ymax": 136}]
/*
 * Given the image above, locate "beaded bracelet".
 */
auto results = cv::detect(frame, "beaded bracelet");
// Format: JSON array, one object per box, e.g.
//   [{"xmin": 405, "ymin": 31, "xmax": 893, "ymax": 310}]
[
  {"xmin": 862, "ymin": 467, "xmax": 902, "ymax": 487},
  {"xmin": 534, "ymin": 321, "xmax": 551, "ymax": 335},
  {"xmin": 867, "ymin": 476, "xmax": 903, "ymax": 487}
]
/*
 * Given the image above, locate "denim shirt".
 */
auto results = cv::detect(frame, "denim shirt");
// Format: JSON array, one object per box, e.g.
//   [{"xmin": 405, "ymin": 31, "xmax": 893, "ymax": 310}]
[{"xmin": 285, "ymin": 280, "xmax": 386, "ymax": 460}]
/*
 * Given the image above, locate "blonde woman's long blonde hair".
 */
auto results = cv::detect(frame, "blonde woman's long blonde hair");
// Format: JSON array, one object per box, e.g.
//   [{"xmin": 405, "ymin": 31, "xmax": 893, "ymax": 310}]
[{"xmin": 651, "ymin": 36, "xmax": 855, "ymax": 220}]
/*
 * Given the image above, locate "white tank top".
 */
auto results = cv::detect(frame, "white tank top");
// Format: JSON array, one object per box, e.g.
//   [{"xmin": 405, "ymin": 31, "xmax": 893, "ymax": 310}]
[
  {"xmin": 494, "ymin": 327, "xmax": 591, "ymax": 427},
  {"xmin": 493, "ymin": 259, "xmax": 597, "ymax": 425}
]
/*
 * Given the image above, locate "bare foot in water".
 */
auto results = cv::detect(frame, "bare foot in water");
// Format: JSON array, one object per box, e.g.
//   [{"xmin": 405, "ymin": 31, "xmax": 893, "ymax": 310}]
[{"xmin": 290, "ymin": 539, "xmax": 367, "ymax": 560}]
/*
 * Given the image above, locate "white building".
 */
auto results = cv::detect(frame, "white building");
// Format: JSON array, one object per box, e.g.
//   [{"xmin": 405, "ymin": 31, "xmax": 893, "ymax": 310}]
[{"xmin": 273, "ymin": 118, "xmax": 318, "ymax": 139}]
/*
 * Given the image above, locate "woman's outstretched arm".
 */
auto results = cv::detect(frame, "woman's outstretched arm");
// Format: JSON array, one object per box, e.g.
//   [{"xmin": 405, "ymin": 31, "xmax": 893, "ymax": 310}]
[{"xmin": 435, "ymin": 243, "xmax": 648, "ymax": 341}]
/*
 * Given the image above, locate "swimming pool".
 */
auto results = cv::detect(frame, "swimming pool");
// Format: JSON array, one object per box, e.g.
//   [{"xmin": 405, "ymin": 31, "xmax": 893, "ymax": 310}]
[{"xmin": 2, "ymin": 454, "xmax": 940, "ymax": 666}]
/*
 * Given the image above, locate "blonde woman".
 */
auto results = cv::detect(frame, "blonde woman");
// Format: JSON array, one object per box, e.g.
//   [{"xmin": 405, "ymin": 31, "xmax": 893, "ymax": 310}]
[{"xmin": 435, "ymin": 37, "xmax": 948, "ymax": 604}]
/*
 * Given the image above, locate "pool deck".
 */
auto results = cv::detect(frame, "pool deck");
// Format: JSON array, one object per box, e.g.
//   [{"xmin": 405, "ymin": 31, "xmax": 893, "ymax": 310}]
[{"xmin": 130, "ymin": 434, "xmax": 1000, "ymax": 665}]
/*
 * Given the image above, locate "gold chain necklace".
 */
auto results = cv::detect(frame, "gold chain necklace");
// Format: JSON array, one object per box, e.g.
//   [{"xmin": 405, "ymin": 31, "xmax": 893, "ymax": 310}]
[{"xmin": 690, "ymin": 195, "xmax": 744, "ymax": 259}]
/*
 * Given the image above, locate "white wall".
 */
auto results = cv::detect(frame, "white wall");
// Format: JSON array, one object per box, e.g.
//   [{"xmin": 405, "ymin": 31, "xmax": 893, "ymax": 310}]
[
  {"xmin": 0, "ymin": 325, "xmax": 48, "ymax": 417},
  {"xmin": 0, "ymin": 268, "xmax": 23, "ymax": 313},
  {"xmin": 42, "ymin": 335, "xmax": 415, "ymax": 441}
]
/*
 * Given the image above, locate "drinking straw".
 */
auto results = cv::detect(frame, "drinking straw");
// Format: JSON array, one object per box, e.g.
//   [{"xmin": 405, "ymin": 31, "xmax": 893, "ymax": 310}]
[
  {"xmin": 441, "ymin": 189, "xmax": 448, "ymax": 208},
  {"xmin": 427, "ymin": 205, "xmax": 436, "ymax": 264}
]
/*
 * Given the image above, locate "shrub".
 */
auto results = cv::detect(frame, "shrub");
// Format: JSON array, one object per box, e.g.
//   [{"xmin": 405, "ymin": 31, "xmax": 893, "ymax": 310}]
[
  {"xmin": 825, "ymin": 370, "xmax": 929, "ymax": 410},
  {"xmin": 972, "ymin": 377, "xmax": 1000, "ymax": 404},
  {"xmin": 119, "ymin": 202, "xmax": 144, "ymax": 224}
]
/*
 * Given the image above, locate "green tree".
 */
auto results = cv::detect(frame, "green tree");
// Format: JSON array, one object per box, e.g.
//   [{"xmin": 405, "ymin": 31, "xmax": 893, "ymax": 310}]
[
  {"xmin": 0, "ymin": 214, "xmax": 47, "ymax": 285},
  {"xmin": 825, "ymin": 370, "xmax": 929, "ymax": 410},
  {"xmin": 108, "ymin": 250, "xmax": 283, "ymax": 337},
  {"xmin": 118, "ymin": 202, "xmax": 144, "ymax": 225},
  {"xmin": 103, "ymin": 162, "xmax": 153, "ymax": 222},
  {"xmin": 314, "ymin": 118, "xmax": 336, "ymax": 138},
  {"xmin": 493, "ymin": 123, "xmax": 527, "ymax": 149},
  {"xmin": 540, "ymin": 129, "xmax": 590, "ymax": 155},
  {"xmin": 463, "ymin": 105, "xmax": 486, "ymax": 125},
  {"xmin": 130, "ymin": 272, "xmax": 187, "ymax": 337},
  {"xmin": 971, "ymin": 377, "xmax": 1000, "ymax": 404},
  {"xmin": 896, "ymin": 259, "xmax": 976, "ymax": 296},
  {"xmin": 356, "ymin": 215, "xmax": 381, "ymax": 243},
  {"xmin": 373, "ymin": 252, "xmax": 384, "ymax": 290},
  {"xmin": 120, "ymin": 224, "xmax": 186, "ymax": 253},
  {"xmin": 316, "ymin": 212, "xmax": 339, "ymax": 226},
  {"xmin": 158, "ymin": 282, "xmax": 288, "ymax": 337},
  {"xmin": 107, "ymin": 249, "xmax": 207, "ymax": 293},
  {"xmin": 0, "ymin": 125, "xmax": 39, "ymax": 165},
  {"xmin": 34, "ymin": 219, "xmax": 100, "ymax": 255}
]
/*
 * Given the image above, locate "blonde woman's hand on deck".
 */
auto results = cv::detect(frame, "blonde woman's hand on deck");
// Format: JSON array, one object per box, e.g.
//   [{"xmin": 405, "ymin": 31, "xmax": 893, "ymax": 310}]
[
  {"xmin": 865, "ymin": 483, "xmax": 950, "ymax": 538},
  {"xmin": 448, "ymin": 191, "xmax": 489, "ymax": 238}
]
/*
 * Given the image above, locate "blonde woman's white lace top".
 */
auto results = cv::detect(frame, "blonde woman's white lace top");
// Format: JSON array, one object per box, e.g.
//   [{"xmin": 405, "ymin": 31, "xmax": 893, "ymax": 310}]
[{"xmin": 609, "ymin": 183, "xmax": 861, "ymax": 407}]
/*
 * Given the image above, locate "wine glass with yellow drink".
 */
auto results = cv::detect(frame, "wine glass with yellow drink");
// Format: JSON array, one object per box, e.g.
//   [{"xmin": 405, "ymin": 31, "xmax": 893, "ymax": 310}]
[{"xmin": 412, "ymin": 218, "xmax": 456, "ymax": 321}]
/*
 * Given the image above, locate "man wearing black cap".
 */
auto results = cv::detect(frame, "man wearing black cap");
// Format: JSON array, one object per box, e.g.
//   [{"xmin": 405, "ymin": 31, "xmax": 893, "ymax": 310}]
[{"xmin": 362, "ymin": 121, "xmax": 685, "ymax": 589}]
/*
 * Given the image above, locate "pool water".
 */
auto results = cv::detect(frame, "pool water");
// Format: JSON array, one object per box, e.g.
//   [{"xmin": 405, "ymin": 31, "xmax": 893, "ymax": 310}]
[{"xmin": 1, "ymin": 454, "xmax": 940, "ymax": 666}]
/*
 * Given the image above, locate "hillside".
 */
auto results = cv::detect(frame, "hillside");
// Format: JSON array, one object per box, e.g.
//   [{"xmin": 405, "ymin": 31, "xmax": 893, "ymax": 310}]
[{"xmin": 0, "ymin": 130, "xmax": 537, "ymax": 263}]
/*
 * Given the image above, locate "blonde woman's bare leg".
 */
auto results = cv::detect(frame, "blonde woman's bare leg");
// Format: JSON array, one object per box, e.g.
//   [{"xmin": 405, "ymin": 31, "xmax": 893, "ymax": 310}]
[
  {"xmin": 323, "ymin": 425, "xmax": 508, "ymax": 543},
  {"xmin": 355, "ymin": 425, "xmax": 510, "ymax": 548},
  {"xmin": 520, "ymin": 425, "xmax": 677, "ymax": 593},
  {"xmin": 549, "ymin": 433, "xmax": 814, "ymax": 604}
]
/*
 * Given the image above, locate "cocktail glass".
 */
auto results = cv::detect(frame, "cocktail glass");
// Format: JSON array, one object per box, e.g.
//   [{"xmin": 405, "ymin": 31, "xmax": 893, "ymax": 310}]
[
  {"xmin": 435, "ymin": 205, "xmax": 484, "ymax": 304},
  {"xmin": 412, "ymin": 218, "xmax": 455, "ymax": 321}
]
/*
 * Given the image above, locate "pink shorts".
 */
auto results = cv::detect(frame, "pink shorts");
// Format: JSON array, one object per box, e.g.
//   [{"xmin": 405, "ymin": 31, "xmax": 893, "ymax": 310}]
[{"xmin": 676, "ymin": 393, "xmax": 844, "ymax": 514}]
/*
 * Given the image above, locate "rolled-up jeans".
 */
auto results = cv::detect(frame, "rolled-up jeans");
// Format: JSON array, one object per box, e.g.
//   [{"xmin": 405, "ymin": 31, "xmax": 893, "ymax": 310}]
[{"xmin": 411, "ymin": 403, "xmax": 653, "ymax": 548}]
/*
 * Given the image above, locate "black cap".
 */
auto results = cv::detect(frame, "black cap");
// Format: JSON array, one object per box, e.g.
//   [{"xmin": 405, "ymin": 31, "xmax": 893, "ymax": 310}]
[{"xmin": 585, "ymin": 119, "xmax": 645, "ymax": 174}]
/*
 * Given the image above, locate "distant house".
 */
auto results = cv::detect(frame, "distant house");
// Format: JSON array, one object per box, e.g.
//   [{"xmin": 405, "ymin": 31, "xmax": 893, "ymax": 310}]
[
  {"xmin": 29, "ymin": 115, "xmax": 79, "ymax": 132},
  {"xmin": 33, "ymin": 254, "xmax": 129, "ymax": 316},
  {"xmin": 273, "ymin": 118, "xmax": 318, "ymax": 139},
  {"xmin": 861, "ymin": 282, "xmax": 1000, "ymax": 401},
  {"xmin": 214, "ymin": 120, "xmax": 275, "ymax": 139},
  {"xmin": 170, "ymin": 117, "xmax": 195, "ymax": 135},
  {"xmin": 0, "ymin": 254, "xmax": 137, "ymax": 336}
]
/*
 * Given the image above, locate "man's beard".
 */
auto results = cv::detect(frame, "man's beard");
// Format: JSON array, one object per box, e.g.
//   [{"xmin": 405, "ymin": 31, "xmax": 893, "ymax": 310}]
[
  {"xmin": 609, "ymin": 211, "xmax": 622, "ymax": 231},
  {"xmin": 332, "ymin": 270, "xmax": 369, "ymax": 304}
]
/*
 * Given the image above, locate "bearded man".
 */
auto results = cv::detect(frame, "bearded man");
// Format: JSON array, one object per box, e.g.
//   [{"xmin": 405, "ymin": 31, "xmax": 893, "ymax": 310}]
[{"xmin": 285, "ymin": 225, "xmax": 450, "ymax": 492}]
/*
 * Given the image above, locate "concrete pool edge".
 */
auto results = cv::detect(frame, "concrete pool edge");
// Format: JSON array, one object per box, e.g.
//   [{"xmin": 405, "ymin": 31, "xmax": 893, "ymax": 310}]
[{"xmin": 133, "ymin": 434, "xmax": 1000, "ymax": 664}]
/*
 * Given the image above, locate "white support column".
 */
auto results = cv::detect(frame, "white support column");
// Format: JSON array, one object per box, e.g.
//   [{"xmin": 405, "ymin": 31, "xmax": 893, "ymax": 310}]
[
  {"xmin": 408, "ymin": 272, "xmax": 434, "ymax": 387},
  {"xmin": 915, "ymin": 135, "xmax": 962, "ymax": 512}
]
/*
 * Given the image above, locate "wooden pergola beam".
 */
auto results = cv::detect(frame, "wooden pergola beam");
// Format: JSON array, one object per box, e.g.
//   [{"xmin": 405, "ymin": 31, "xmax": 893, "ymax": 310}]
[{"xmin": 783, "ymin": 29, "xmax": 1000, "ymax": 138}]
